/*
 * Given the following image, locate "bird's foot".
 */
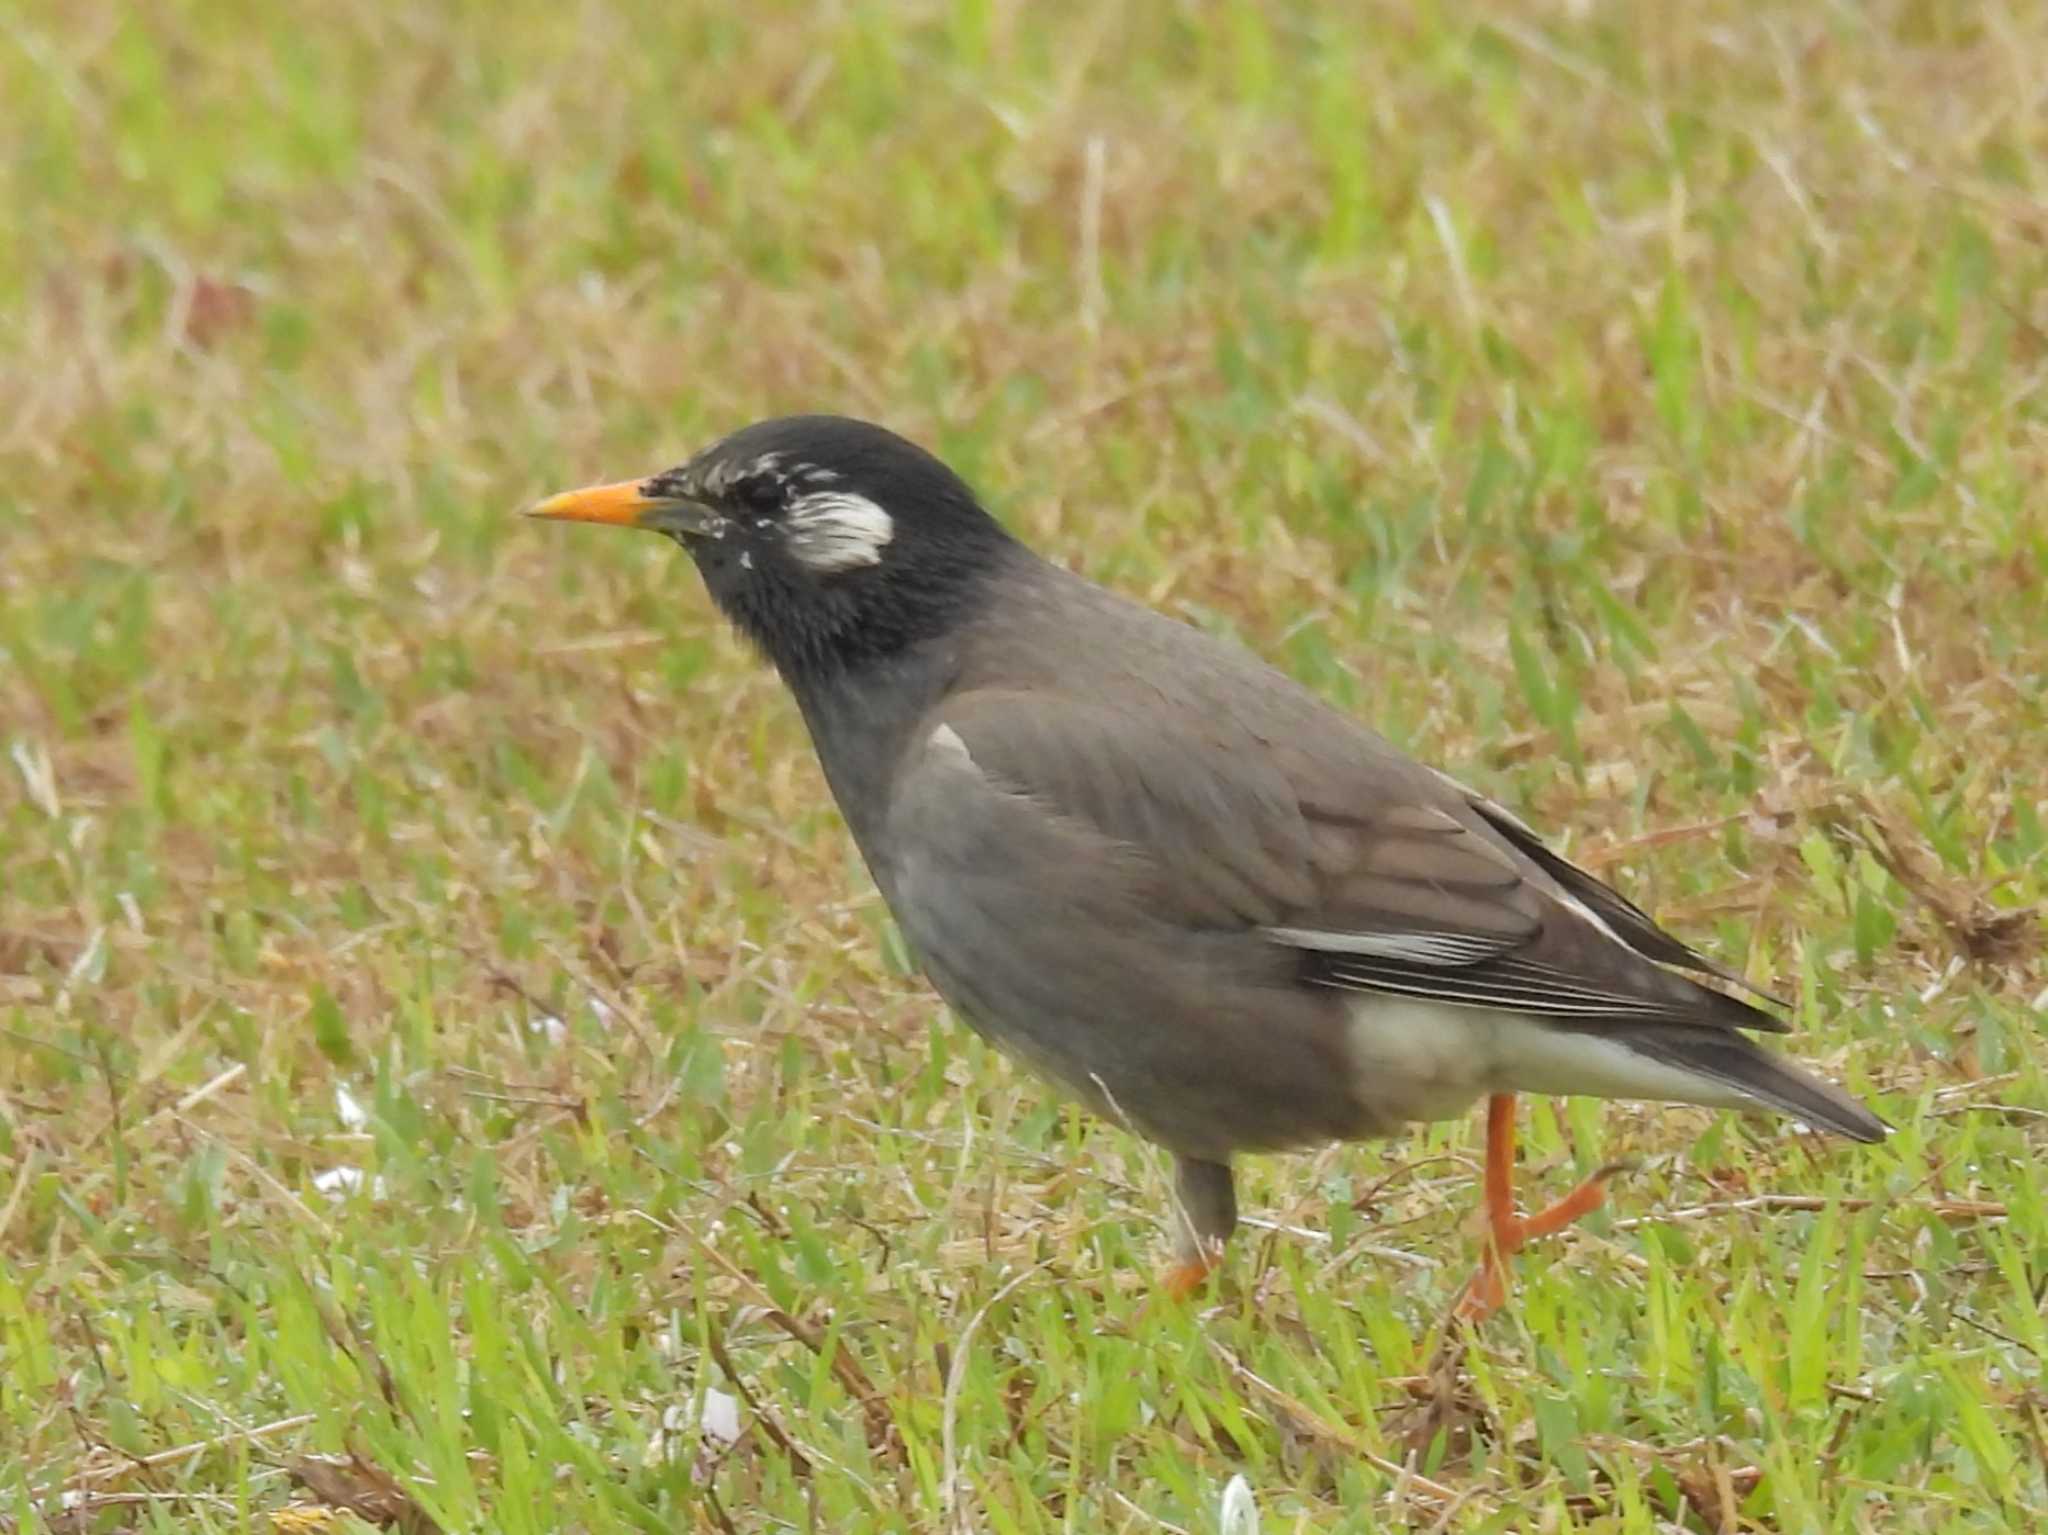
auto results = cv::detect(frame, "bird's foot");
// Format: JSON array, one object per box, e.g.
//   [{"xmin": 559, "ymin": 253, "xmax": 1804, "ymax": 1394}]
[
  {"xmin": 1455, "ymin": 1162, "xmax": 1630, "ymax": 1320},
  {"xmin": 1159, "ymin": 1255, "xmax": 1217, "ymax": 1302},
  {"xmin": 1455, "ymin": 1093, "xmax": 1632, "ymax": 1322}
]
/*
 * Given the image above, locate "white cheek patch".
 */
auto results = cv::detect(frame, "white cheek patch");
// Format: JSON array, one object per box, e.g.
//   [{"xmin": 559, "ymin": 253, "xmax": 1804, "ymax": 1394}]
[{"xmin": 783, "ymin": 490, "xmax": 895, "ymax": 572}]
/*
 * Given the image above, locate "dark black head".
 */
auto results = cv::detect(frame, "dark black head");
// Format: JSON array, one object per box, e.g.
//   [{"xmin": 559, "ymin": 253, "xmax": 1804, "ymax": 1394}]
[{"xmin": 531, "ymin": 416, "xmax": 1017, "ymax": 680}]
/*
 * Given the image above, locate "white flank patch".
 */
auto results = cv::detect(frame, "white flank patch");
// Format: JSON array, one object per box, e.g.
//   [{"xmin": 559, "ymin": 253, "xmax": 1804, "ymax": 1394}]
[
  {"xmin": 927, "ymin": 722, "xmax": 975, "ymax": 766},
  {"xmin": 784, "ymin": 490, "xmax": 895, "ymax": 571},
  {"xmin": 1343, "ymin": 998, "xmax": 1754, "ymax": 1123}
]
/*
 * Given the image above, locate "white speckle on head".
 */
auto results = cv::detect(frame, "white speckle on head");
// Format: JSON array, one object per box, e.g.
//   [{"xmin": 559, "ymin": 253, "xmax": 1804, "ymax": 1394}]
[
  {"xmin": 783, "ymin": 489, "xmax": 894, "ymax": 572},
  {"xmin": 701, "ymin": 452, "xmax": 782, "ymax": 496},
  {"xmin": 739, "ymin": 549, "xmax": 753, "ymax": 570},
  {"xmin": 697, "ymin": 451, "xmax": 841, "ymax": 500}
]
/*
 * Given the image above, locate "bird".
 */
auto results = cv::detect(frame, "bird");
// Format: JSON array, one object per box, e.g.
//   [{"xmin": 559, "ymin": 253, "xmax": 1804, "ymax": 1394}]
[{"xmin": 529, "ymin": 414, "xmax": 1886, "ymax": 1317}]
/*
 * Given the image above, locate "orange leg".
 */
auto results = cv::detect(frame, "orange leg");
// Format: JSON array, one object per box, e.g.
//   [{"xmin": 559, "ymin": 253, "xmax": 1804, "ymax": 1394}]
[
  {"xmin": 1158, "ymin": 1157, "xmax": 1234, "ymax": 1303},
  {"xmin": 1456, "ymin": 1093, "xmax": 1624, "ymax": 1321},
  {"xmin": 1160, "ymin": 1256, "xmax": 1216, "ymax": 1301}
]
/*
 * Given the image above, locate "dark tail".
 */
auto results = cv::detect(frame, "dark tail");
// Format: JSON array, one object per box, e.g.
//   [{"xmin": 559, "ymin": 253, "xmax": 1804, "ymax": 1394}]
[{"xmin": 1617, "ymin": 1024, "xmax": 1889, "ymax": 1143}]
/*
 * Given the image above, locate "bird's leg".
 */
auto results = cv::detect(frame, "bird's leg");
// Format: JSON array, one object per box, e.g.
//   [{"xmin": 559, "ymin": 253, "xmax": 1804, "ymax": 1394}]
[
  {"xmin": 1162, "ymin": 1156, "xmax": 1236, "ymax": 1299},
  {"xmin": 1459, "ymin": 1093, "xmax": 1523, "ymax": 1319},
  {"xmin": 1457, "ymin": 1093, "xmax": 1625, "ymax": 1320},
  {"xmin": 1160, "ymin": 1261, "xmax": 1214, "ymax": 1300}
]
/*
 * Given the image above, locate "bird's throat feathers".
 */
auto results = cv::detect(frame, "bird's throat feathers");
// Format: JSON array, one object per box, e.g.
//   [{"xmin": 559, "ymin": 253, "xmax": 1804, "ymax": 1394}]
[{"xmin": 703, "ymin": 513, "xmax": 1020, "ymax": 688}]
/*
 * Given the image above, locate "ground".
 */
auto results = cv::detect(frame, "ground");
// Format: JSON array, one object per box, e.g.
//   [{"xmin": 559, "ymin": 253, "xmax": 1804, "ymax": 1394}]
[{"xmin": 4, "ymin": 1, "xmax": 2047, "ymax": 1530}]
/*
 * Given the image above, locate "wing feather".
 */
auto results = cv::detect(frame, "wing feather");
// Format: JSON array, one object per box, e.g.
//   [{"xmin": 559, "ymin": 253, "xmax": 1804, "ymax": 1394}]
[{"xmin": 927, "ymin": 690, "xmax": 1779, "ymax": 1035}]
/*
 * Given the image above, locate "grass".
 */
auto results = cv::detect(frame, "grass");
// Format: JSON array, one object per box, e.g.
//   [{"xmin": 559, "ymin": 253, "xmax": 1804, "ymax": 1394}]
[{"xmin": 4, "ymin": 0, "xmax": 2047, "ymax": 1528}]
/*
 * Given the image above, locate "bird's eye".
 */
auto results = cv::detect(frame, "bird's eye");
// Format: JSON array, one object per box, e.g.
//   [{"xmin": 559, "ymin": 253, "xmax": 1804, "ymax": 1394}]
[{"xmin": 734, "ymin": 477, "xmax": 781, "ymax": 516}]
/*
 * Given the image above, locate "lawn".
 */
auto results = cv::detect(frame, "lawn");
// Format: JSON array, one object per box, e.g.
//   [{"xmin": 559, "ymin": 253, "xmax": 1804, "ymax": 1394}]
[{"xmin": 4, "ymin": 1, "xmax": 2046, "ymax": 1529}]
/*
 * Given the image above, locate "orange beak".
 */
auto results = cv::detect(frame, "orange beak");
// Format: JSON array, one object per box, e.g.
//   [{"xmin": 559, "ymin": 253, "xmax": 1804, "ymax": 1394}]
[
  {"xmin": 526, "ymin": 478, "xmax": 663, "ymax": 527},
  {"xmin": 527, "ymin": 477, "xmax": 725, "ymax": 540}
]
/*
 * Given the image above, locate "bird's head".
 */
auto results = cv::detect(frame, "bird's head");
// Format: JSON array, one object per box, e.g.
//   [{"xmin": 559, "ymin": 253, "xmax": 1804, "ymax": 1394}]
[{"xmin": 530, "ymin": 416, "xmax": 1015, "ymax": 678}]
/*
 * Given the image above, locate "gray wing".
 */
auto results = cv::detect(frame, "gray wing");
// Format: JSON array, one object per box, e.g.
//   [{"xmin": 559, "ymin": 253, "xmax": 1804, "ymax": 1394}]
[
  {"xmin": 913, "ymin": 689, "xmax": 1783, "ymax": 1035},
  {"xmin": 878, "ymin": 705, "xmax": 1368, "ymax": 1157}
]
